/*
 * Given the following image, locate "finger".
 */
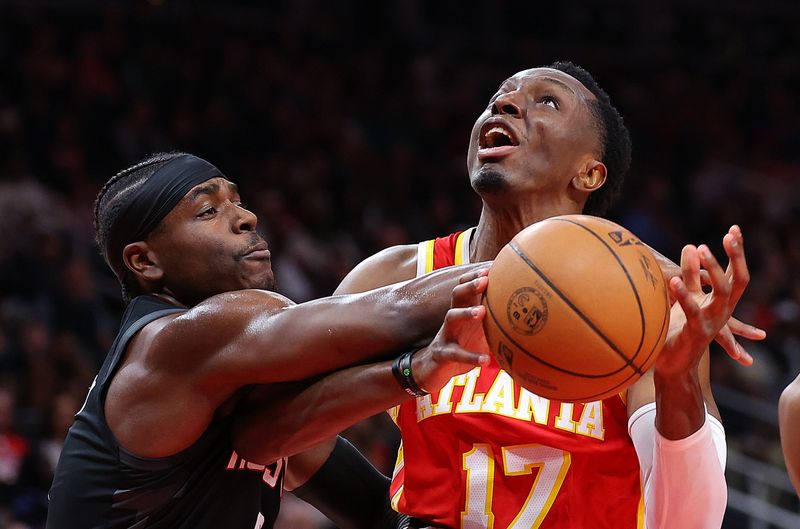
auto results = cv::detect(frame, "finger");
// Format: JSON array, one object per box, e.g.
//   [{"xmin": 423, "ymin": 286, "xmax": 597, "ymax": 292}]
[
  {"xmin": 727, "ymin": 316, "xmax": 767, "ymax": 340},
  {"xmin": 699, "ymin": 269, "xmax": 711, "ymax": 287},
  {"xmin": 458, "ymin": 265, "xmax": 492, "ymax": 284},
  {"xmin": 696, "ymin": 245, "xmax": 733, "ymax": 325},
  {"xmin": 722, "ymin": 226, "xmax": 750, "ymax": 306},
  {"xmin": 714, "ymin": 326, "xmax": 753, "ymax": 366},
  {"xmin": 714, "ymin": 325, "xmax": 738, "ymax": 359},
  {"xmin": 698, "ymin": 244, "xmax": 731, "ymax": 313},
  {"xmin": 451, "ymin": 275, "xmax": 489, "ymax": 308},
  {"xmin": 442, "ymin": 305, "xmax": 485, "ymax": 342},
  {"xmin": 670, "ymin": 276, "xmax": 703, "ymax": 325},
  {"xmin": 436, "ymin": 343, "xmax": 491, "ymax": 366},
  {"xmin": 680, "ymin": 245, "xmax": 702, "ymax": 293}
]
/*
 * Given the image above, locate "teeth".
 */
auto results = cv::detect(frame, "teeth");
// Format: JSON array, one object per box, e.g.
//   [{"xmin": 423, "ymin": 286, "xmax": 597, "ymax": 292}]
[{"xmin": 486, "ymin": 126, "xmax": 512, "ymax": 139}]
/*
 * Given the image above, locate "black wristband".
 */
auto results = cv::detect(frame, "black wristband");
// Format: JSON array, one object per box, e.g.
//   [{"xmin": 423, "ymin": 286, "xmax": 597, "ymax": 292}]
[{"xmin": 392, "ymin": 350, "xmax": 428, "ymax": 397}]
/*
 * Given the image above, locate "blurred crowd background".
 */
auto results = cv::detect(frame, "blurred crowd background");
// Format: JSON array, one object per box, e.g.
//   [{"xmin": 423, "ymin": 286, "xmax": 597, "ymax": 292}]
[{"xmin": 0, "ymin": 0, "xmax": 797, "ymax": 527}]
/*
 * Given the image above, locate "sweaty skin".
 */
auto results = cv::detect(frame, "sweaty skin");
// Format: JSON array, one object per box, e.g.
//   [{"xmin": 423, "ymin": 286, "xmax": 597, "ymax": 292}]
[
  {"xmin": 104, "ymin": 176, "xmax": 491, "ymax": 464},
  {"xmin": 286, "ymin": 67, "xmax": 765, "ymax": 511}
]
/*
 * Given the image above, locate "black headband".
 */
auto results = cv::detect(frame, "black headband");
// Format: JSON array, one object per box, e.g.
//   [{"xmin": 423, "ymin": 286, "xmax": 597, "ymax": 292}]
[{"xmin": 106, "ymin": 154, "xmax": 225, "ymax": 279}]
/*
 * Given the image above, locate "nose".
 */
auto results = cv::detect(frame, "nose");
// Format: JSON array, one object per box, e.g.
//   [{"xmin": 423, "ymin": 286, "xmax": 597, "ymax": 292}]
[
  {"xmin": 491, "ymin": 91, "xmax": 523, "ymax": 118},
  {"xmin": 233, "ymin": 204, "xmax": 258, "ymax": 233}
]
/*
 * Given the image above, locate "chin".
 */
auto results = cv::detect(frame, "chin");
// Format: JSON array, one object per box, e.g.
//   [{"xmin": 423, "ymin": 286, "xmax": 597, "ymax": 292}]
[
  {"xmin": 256, "ymin": 271, "xmax": 276, "ymax": 291},
  {"xmin": 472, "ymin": 167, "xmax": 510, "ymax": 194}
]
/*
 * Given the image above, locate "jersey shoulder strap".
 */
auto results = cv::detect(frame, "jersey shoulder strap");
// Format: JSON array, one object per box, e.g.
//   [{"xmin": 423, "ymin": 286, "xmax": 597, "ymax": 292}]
[{"xmin": 415, "ymin": 227, "xmax": 475, "ymax": 276}]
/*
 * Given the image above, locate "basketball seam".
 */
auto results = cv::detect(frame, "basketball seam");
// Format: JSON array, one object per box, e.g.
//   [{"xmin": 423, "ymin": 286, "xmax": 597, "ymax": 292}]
[
  {"xmin": 549, "ymin": 218, "xmax": 648, "ymax": 362},
  {"xmin": 487, "ymin": 298, "xmax": 644, "ymax": 401},
  {"xmin": 485, "ymin": 299, "xmax": 632, "ymax": 378},
  {"xmin": 634, "ymin": 288, "xmax": 670, "ymax": 371},
  {"xmin": 508, "ymin": 240, "xmax": 644, "ymax": 376}
]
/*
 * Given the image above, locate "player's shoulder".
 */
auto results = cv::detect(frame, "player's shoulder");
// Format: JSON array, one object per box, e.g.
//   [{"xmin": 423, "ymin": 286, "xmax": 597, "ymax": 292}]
[
  {"xmin": 335, "ymin": 244, "xmax": 418, "ymax": 294},
  {"xmin": 196, "ymin": 289, "xmax": 295, "ymax": 313},
  {"xmin": 152, "ymin": 290, "xmax": 295, "ymax": 344},
  {"xmin": 126, "ymin": 290, "xmax": 294, "ymax": 377}
]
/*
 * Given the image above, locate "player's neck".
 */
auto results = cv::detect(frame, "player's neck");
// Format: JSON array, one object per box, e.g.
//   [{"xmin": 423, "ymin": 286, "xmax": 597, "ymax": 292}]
[{"xmin": 470, "ymin": 199, "xmax": 582, "ymax": 262}]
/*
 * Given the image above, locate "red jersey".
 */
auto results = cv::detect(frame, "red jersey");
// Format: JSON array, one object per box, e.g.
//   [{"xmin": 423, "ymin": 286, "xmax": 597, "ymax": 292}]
[{"xmin": 389, "ymin": 229, "xmax": 644, "ymax": 529}]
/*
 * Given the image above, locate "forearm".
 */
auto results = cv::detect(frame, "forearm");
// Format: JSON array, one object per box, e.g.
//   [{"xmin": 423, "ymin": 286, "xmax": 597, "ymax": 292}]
[
  {"xmin": 384, "ymin": 262, "xmax": 487, "ymax": 346},
  {"xmin": 232, "ymin": 359, "xmax": 407, "ymax": 463},
  {"xmin": 654, "ymin": 362, "xmax": 705, "ymax": 440},
  {"xmin": 203, "ymin": 263, "xmax": 487, "ymax": 388},
  {"xmin": 653, "ymin": 336, "xmax": 708, "ymax": 440},
  {"xmin": 630, "ymin": 404, "xmax": 727, "ymax": 529}
]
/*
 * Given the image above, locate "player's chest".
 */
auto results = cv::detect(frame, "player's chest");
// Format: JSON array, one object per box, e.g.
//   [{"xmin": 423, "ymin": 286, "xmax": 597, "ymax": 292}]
[{"xmin": 401, "ymin": 364, "xmax": 630, "ymax": 446}]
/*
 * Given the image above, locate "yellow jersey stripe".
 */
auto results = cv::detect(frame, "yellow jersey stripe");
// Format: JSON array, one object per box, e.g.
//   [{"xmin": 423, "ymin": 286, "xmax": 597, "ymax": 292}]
[
  {"xmin": 390, "ymin": 485, "xmax": 404, "ymax": 511},
  {"xmin": 454, "ymin": 231, "xmax": 466, "ymax": 266},
  {"xmin": 424, "ymin": 239, "xmax": 435, "ymax": 274}
]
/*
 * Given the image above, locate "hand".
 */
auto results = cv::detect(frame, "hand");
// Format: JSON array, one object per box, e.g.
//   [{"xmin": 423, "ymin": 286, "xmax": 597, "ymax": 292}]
[
  {"xmin": 411, "ymin": 267, "xmax": 492, "ymax": 393},
  {"xmin": 654, "ymin": 227, "xmax": 765, "ymax": 366},
  {"xmin": 655, "ymin": 226, "xmax": 756, "ymax": 376}
]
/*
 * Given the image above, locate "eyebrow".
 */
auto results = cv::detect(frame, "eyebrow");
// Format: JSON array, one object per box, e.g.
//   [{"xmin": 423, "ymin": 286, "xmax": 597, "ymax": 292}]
[
  {"xmin": 190, "ymin": 180, "xmax": 239, "ymax": 201},
  {"xmin": 492, "ymin": 76, "xmax": 578, "ymax": 100},
  {"xmin": 539, "ymin": 76, "xmax": 578, "ymax": 96},
  {"xmin": 191, "ymin": 183, "xmax": 220, "ymax": 200}
]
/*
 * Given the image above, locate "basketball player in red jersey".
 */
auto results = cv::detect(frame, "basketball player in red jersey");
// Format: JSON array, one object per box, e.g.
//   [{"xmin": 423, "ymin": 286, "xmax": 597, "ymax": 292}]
[{"xmin": 289, "ymin": 62, "xmax": 766, "ymax": 529}]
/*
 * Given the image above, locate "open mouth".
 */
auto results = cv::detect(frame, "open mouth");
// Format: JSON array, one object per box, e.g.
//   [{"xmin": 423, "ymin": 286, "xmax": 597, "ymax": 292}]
[
  {"xmin": 478, "ymin": 120, "xmax": 519, "ymax": 160},
  {"xmin": 481, "ymin": 125, "xmax": 517, "ymax": 148}
]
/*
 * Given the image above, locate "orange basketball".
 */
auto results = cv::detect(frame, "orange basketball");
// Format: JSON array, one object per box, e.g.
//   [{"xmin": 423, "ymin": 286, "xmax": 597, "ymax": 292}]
[{"xmin": 482, "ymin": 214, "xmax": 671, "ymax": 402}]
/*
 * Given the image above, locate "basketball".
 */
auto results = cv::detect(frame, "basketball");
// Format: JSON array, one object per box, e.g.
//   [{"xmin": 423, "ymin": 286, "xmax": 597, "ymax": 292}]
[{"xmin": 482, "ymin": 214, "xmax": 671, "ymax": 402}]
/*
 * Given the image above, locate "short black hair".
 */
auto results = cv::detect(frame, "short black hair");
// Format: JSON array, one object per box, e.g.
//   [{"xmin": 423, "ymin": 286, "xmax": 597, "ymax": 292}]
[
  {"xmin": 93, "ymin": 151, "xmax": 188, "ymax": 303},
  {"xmin": 548, "ymin": 61, "xmax": 632, "ymax": 216}
]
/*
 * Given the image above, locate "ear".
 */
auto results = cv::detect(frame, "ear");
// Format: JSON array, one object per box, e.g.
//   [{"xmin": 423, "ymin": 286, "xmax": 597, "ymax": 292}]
[
  {"xmin": 122, "ymin": 242, "xmax": 164, "ymax": 284},
  {"xmin": 572, "ymin": 159, "xmax": 607, "ymax": 193}
]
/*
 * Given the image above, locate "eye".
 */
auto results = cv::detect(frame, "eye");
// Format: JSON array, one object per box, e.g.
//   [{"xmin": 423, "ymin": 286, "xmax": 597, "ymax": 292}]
[
  {"xmin": 539, "ymin": 95, "xmax": 559, "ymax": 110},
  {"xmin": 198, "ymin": 207, "xmax": 217, "ymax": 218}
]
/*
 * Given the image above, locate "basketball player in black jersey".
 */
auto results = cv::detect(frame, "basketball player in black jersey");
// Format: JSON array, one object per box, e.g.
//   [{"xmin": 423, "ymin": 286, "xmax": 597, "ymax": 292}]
[{"xmin": 46, "ymin": 152, "xmax": 492, "ymax": 529}]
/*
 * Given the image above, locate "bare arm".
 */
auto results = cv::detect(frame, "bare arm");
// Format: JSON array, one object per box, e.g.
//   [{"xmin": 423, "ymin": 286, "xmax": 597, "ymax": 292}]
[
  {"xmin": 628, "ymin": 229, "xmax": 766, "ymax": 419},
  {"xmin": 107, "ymin": 257, "xmax": 483, "ymax": 458},
  {"xmin": 779, "ymin": 375, "xmax": 800, "ymax": 495},
  {"xmin": 277, "ymin": 244, "xmax": 421, "ymax": 490},
  {"xmin": 158, "ymin": 258, "xmax": 482, "ymax": 397},
  {"xmin": 629, "ymin": 226, "xmax": 753, "ymax": 528},
  {"xmin": 651, "ymin": 227, "xmax": 750, "ymax": 438},
  {"xmin": 232, "ymin": 269, "xmax": 491, "ymax": 464}
]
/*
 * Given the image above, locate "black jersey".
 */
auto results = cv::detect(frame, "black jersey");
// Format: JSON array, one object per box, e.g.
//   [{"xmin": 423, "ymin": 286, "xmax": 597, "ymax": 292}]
[{"xmin": 47, "ymin": 295, "xmax": 284, "ymax": 529}]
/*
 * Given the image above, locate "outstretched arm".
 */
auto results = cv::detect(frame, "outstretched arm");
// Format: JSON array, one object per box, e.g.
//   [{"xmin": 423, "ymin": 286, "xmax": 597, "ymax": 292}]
[
  {"xmin": 231, "ymin": 269, "xmax": 491, "ymax": 463},
  {"xmin": 632, "ymin": 226, "xmax": 754, "ymax": 528},
  {"xmin": 107, "ymin": 258, "xmax": 488, "ymax": 459},
  {"xmin": 654, "ymin": 226, "xmax": 750, "ymax": 438},
  {"xmin": 153, "ymin": 261, "xmax": 488, "ymax": 399}
]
